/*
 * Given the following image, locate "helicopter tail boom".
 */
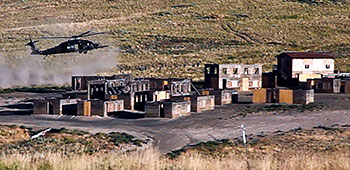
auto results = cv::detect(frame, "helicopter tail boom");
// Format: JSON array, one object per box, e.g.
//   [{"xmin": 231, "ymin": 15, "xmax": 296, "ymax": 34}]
[
  {"xmin": 26, "ymin": 38, "xmax": 42, "ymax": 55},
  {"xmin": 96, "ymin": 45, "xmax": 109, "ymax": 49}
]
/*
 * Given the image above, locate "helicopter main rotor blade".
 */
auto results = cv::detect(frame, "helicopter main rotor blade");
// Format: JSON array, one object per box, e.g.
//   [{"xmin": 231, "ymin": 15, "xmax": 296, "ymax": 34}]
[
  {"xmin": 72, "ymin": 31, "xmax": 91, "ymax": 39},
  {"xmin": 37, "ymin": 31, "xmax": 110, "ymax": 39},
  {"xmin": 39, "ymin": 36, "xmax": 72, "ymax": 39},
  {"xmin": 79, "ymin": 31, "xmax": 111, "ymax": 38}
]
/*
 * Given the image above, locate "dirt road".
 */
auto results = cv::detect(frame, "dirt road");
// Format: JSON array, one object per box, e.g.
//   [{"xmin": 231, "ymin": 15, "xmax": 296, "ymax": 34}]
[
  {"xmin": 1, "ymin": 92, "xmax": 350, "ymax": 153},
  {"xmin": 0, "ymin": 107, "xmax": 349, "ymax": 153}
]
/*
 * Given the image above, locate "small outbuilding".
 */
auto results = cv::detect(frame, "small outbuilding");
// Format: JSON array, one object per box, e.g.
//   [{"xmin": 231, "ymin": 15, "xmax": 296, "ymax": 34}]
[{"xmin": 190, "ymin": 95, "xmax": 215, "ymax": 112}]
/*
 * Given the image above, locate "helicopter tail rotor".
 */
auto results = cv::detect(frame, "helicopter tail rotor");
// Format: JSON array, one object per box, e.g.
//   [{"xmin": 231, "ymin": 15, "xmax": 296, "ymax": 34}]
[
  {"xmin": 25, "ymin": 38, "xmax": 39, "ymax": 46},
  {"xmin": 26, "ymin": 38, "xmax": 41, "ymax": 55}
]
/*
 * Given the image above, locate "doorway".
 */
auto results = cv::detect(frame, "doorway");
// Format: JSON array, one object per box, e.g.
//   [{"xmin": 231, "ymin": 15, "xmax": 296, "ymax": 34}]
[
  {"xmin": 223, "ymin": 79, "xmax": 227, "ymax": 89},
  {"xmin": 241, "ymin": 78, "xmax": 249, "ymax": 91},
  {"xmin": 159, "ymin": 104, "xmax": 165, "ymax": 117}
]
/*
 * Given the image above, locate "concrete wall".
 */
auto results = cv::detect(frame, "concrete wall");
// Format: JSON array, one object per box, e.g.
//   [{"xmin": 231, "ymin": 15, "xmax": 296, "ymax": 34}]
[
  {"xmin": 50, "ymin": 99, "xmax": 61, "ymax": 115},
  {"xmin": 275, "ymin": 89, "xmax": 293, "ymax": 104},
  {"xmin": 90, "ymin": 100, "xmax": 124, "ymax": 117},
  {"xmin": 145, "ymin": 102, "xmax": 162, "ymax": 117},
  {"xmin": 204, "ymin": 64, "xmax": 262, "ymax": 91},
  {"xmin": 276, "ymin": 53, "xmax": 335, "ymax": 87},
  {"xmin": 344, "ymin": 80, "xmax": 350, "ymax": 94},
  {"xmin": 90, "ymin": 100, "xmax": 106, "ymax": 117},
  {"xmin": 292, "ymin": 59, "xmax": 334, "ymax": 81},
  {"xmin": 33, "ymin": 100, "xmax": 48, "ymax": 114},
  {"xmin": 253, "ymin": 89, "xmax": 274, "ymax": 103},
  {"xmin": 146, "ymin": 78, "xmax": 192, "ymax": 96},
  {"xmin": 262, "ymin": 72, "xmax": 277, "ymax": 88},
  {"xmin": 72, "ymin": 74, "xmax": 133, "ymax": 91},
  {"xmin": 254, "ymin": 88, "xmax": 314, "ymax": 104},
  {"xmin": 314, "ymin": 78, "xmax": 341, "ymax": 93},
  {"xmin": 293, "ymin": 89, "xmax": 314, "ymax": 104},
  {"xmin": 209, "ymin": 90, "xmax": 234, "ymax": 105},
  {"xmin": 77, "ymin": 101, "xmax": 91, "ymax": 116},
  {"xmin": 117, "ymin": 94, "xmax": 133, "ymax": 110},
  {"xmin": 164, "ymin": 101, "xmax": 191, "ymax": 118},
  {"xmin": 170, "ymin": 95, "xmax": 192, "ymax": 102},
  {"xmin": 151, "ymin": 91, "xmax": 170, "ymax": 101},
  {"xmin": 34, "ymin": 99, "xmax": 79, "ymax": 115},
  {"xmin": 190, "ymin": 95, "xmax": 215, "ymax": 112},
  {"xmin": 105, "ymin": 100, "xmax": 124, "ymax": 113}
]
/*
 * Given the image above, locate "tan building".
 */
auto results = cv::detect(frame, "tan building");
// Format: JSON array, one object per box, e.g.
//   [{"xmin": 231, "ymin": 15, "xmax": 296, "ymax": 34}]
[
  {"xmin": 145, "ymin": 101, "xmax": 191, "ymax": 118},
  {"xmin": 72, "ymin": 74, "xmax": 133, "ymax": 91},
  {"xmin": 204, "ymin": 64, "xmax": 262, "ymax": 91},
  {"xmin": 276, "ymin": 52, "xmax": 335, "ymax": 87},
  {"xmin": 144, "ymin": 78, "xmax": 192, "ymax": 97}
]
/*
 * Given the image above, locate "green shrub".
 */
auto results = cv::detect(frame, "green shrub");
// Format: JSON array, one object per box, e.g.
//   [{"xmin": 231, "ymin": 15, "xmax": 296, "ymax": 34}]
[
  {"xmin": 0, "ymin": 162, "xmax": 19, "ymax": 170},
  {"xmin": 37, "ymin": 162, "xmax": 53, "ymax": 170}
]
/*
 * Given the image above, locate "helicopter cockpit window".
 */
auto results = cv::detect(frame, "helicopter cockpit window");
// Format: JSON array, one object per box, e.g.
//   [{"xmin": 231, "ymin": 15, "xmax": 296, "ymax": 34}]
[{"xmin": 75, "ymin": 44, "xmax": 79, "ymax": 49}]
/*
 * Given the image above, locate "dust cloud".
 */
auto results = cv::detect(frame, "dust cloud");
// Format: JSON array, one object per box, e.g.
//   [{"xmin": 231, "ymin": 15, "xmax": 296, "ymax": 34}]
[{"xmin": 0, "ymin": 48, "xmax": 118, "ymax": 88}]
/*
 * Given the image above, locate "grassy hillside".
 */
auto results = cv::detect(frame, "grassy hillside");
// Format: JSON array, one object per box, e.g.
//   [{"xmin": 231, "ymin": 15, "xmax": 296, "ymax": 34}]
[{"xmin": 1, "ymin": 0, "xmax": 350, "ymax": 80}]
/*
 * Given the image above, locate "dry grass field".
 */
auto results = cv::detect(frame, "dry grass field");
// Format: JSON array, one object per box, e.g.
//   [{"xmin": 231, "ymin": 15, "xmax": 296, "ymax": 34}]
[
  {"xmin": 1, "ymin": 149, "xmax": 350, "ymax": 170},
  {"xmin": 1, "ymin": 124, "xmax": 350, "ymax": 169},
  {"xmin": 1, "ymin": 0, "xmax": 350, "ymax": 80}
]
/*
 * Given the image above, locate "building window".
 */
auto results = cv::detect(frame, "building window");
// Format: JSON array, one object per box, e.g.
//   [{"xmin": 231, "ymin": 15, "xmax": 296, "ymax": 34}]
[
  {"xmin": 206, "ymin": 67, "xmax": 210, "ymax": 74},
  {"xmin": 223, "ymin": 68, "xmax": 227, "ymax": 74},
  {"xmin": 214, "ymin": 68, "xmax": 218, "ymax": 75},
  {"xmin": 305, "ymin": 64, "xmax": 309, "ymax": 69},
  {"xmin": 249, "ymin": 81, "xmax": 253, "ymax": 87},
  {"xmin": 244, "ymin": 68, "xmax": 249, "ymax": 75},
  {"xmin": 326, "ymin": 64, "xmax": 330, "ymax": 69},
  {"xmin": 233, "ymin": 68, "xmax": 238, "ymax": 74},
  {"xmin": 254, "ymin": 68, "xmax": 259, "ymax": 74}
]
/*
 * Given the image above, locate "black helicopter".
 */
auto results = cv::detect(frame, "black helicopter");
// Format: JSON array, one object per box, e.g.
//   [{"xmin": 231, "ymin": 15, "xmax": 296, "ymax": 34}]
[{"xmin": 26, "ymin": 31, "xmax": 109, "ymax": 56}]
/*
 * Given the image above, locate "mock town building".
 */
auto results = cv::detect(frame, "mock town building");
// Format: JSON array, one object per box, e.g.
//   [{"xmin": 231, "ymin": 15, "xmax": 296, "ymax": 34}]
[
  {"xmin": 204, "ymin": 64, "xmax": 262, "ymax": 91},
  {"xmin": 72, "ymin": 74, "xmax": 133, "ymax": 91},
  {"xmin": 276, "ymin": 52, "xmax": 335, "ymax": 87}
]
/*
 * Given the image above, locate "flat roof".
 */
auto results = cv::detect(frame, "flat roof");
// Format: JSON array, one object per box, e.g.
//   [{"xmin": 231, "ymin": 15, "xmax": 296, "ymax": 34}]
[{"xmin": 279, "ymin": 52, "xmax": 335, "ymax": 59}]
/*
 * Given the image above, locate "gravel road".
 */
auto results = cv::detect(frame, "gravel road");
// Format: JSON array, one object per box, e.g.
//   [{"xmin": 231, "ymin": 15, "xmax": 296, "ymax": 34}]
[{"xmin": 1, "ymin": 92, "xmax": 350, "ymax": 153}]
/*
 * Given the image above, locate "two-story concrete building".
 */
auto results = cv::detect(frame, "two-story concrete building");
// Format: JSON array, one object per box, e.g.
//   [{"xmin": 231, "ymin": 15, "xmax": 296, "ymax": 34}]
[
  {"xmin": 204, "ymin": 64, "xmax": 262, "ymax": 91},
  {"xmin": 276, "ymin": 52, "xmax": 335, "ymax": 87}
]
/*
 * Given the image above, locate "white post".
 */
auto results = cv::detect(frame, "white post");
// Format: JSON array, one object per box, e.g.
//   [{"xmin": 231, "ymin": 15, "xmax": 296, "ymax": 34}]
[
  {"xmin": 241, "ymin": 124, "xmax": 250, "ymax": 170},
  {"xmin": 241, "ymin": 124, "xmax": 247, "ymax": 146}
]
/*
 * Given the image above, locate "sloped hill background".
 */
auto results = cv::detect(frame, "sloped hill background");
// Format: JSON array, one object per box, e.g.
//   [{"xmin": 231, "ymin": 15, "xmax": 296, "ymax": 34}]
[{"xmin": 1, "ymin": 0, "xmax": 350, "ymax": 81}]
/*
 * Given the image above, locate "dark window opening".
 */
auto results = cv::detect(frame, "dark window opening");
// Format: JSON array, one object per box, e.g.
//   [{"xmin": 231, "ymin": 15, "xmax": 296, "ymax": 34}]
[
  {"xmin": 305, "ymin": 64, "xmax": 310, "ymax": 69},
  {"xmin": 244, "ymin": 68, "xmax": 249, "ymax": 75},
  {"xmin": 206, "ymin": 67, "xmax": 210, "ymax": 74},
  {"xmin": 214, "ymin": 68, "xmax": 218, "ymax": 75},
  {"xmin": 223, "ymin": 68, "xmax": 227, "ymax": 74},
  {"xmin": 233, "ymin": 68, "xmax": 238, "ymax": 74},
  {"xmin": 254, "ymin": 68, "xmax": 259, "ymax": 74},
  {"xmin": 326, "ymin": 64, "xmax": 330, "ymax": 69}
]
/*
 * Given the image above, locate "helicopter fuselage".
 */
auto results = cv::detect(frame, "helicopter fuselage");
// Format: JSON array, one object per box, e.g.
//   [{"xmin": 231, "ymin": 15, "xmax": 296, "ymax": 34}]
[
  {"xmin": 40, "ymin": 39, "xmax": 106, "ymax": 55},
  {"xmin": 26, "ymin": 31, "xmax": 110, "ymax": 56}
]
